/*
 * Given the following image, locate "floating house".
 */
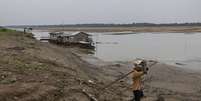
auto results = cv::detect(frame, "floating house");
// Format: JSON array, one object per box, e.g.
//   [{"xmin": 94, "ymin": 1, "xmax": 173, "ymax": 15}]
[
  {"xmin": 49, "ymin": 32, "xmax": 64, "ymax": 41},
  {"xmin": 24, "ymin": 27, "xmax": 33, "ymax": 33},
  {"xmin": 49, "ymin": 32, "xmax": 94, "ymax": 49}
]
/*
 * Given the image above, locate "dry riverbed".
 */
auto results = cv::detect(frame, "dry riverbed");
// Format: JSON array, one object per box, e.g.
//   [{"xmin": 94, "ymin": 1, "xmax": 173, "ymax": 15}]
[{"xmin": 0, "ymin": 29, "xmax": 201, "ymax": 101}]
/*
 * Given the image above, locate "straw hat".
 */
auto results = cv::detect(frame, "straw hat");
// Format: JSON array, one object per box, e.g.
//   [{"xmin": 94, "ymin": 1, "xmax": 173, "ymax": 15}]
[{"xmin": 134, "ymin": 60, "xmax": 143, "ymax": 65}]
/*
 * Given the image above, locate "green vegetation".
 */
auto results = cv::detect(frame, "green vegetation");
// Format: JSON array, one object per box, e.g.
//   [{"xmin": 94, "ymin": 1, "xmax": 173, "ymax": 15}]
[
  {"xmin": 0, "ymin": 27, "xmax": 18, "ymax": 37},
  {"xmin": 0, "ymin": 27, "xmax": 13, "ymax": 32},
  {"xmin": 0, "ymin": 28, "xmax": 34, "ymax": 39}
]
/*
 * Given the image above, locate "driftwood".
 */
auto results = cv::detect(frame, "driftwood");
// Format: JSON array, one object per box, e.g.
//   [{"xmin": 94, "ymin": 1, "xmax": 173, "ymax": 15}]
[{"xmin": 82, "ymin": 89, "xmax": 98, "ymax": 101}]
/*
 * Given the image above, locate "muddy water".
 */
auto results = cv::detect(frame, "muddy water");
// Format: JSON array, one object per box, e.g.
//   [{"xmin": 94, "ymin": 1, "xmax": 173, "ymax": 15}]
[
  {"xmin": 93, "ymin": 33, "xmax": 200, "ymax": 61},
  {"xmin": 32, "ymin": 31, "xmax": 49, "ymax": 40},
  {"xmin": 92, "ymin": 33, "xmax": 201, "ymax": 70}
]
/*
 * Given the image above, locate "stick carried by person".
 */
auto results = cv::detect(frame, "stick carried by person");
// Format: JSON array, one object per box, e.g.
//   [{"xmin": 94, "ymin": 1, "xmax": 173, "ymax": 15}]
[{"xmin": 102, "ymin": 59, "xmax": 157, "ymax": 90}]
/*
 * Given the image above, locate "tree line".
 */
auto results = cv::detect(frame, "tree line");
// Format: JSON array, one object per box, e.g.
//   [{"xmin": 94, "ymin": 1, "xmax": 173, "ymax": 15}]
[
  {"xmin": 35, "ymin": 23, "xmax": 201, "ymax": 27},
  {"xmin": 7, "ymin": 22, "xmax": 201, "ymax": 28}
]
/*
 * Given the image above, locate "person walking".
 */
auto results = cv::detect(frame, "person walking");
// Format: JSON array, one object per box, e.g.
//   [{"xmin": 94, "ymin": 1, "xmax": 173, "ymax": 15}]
[{"xmin": 132, "ymin": 60, "xmax": 148, "ymax": 101}]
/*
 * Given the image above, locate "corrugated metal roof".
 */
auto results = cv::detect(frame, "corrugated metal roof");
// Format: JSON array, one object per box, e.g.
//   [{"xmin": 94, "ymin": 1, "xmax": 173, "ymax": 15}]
[
  {"xmin": 50, "ymin": 31, "xmax": 91, "ymax": 36},
  {"xmin": 71, "ymin": 31, "xmax": 81, "ymax": 35}
]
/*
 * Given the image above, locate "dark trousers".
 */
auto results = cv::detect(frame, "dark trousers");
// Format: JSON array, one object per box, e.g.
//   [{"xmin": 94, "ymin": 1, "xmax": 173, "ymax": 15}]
[{"xmin": 132, "ymin": 90, "xmax": 144, "ymax": 101}]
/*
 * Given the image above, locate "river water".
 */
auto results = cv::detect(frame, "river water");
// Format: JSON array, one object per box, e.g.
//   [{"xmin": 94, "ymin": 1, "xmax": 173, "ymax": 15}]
[
  {"xmin": 9, "ymin": 28, "xmax": 201, "ymax": 70},
  {"xmin": 93, "ymin": 32, "xmax": 201, "ymax": 70},
  {"xmin": 93, "ymin": 33, "xmax": 201, "ymax": 61}
]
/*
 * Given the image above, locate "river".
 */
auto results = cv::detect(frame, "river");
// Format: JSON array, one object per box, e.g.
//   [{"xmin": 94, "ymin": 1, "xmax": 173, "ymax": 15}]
[{"xmin": 92, "ymin": 32, "xmax": 201, "ymax": 70}]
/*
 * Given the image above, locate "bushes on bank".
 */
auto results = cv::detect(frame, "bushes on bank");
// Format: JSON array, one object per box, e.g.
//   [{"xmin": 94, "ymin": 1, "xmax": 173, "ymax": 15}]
[{"xmin": 0, "ymin": 27, "xmax": 14, "ymax": 32}]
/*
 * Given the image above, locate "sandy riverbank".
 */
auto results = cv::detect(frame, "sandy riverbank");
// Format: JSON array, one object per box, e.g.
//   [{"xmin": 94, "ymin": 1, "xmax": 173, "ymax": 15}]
[
  {"xmin": 0, "ymin": 28, "xmax": 201, "ymax": 101},
  {"xmin": 32, "ymin": 26, "xmax": 201, "ymax": 33}
]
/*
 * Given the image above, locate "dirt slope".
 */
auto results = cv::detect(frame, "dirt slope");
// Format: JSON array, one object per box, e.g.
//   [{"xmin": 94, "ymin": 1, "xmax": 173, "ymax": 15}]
[
  {"xmin": 0, "ymin": 30, "xmax": 100, "ymax": 101},
  {"xmin": 0, "ymin": 29, "xmax": 131, "ymax": 101}
]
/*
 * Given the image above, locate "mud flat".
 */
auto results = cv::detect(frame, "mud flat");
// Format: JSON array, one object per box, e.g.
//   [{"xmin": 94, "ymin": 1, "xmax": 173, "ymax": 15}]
[
  {"xmin": 0, "ymin": 29, "xmax": 201, "ymax": 101},
  {"xmin": 74, "ymin": 49, "xmax": 201, "ymax": 101}
]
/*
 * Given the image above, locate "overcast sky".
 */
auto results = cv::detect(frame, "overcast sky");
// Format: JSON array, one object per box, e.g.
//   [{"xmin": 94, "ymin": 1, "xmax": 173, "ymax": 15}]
[{"xmin": 0, "ymin": 0, "xmax": 201, "ymax": 25}]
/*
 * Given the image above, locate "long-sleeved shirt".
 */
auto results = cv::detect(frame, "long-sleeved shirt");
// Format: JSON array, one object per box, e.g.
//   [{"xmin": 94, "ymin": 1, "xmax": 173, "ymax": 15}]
[{"xmin": 132, "ymin": 69, "xmax": 144, "ymax": 91}]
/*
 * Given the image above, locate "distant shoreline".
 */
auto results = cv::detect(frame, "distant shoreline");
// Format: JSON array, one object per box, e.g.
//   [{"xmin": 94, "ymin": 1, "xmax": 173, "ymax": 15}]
[{"xmin": 32, "ymin": 26, "xmax": 201, "ymax": 33}]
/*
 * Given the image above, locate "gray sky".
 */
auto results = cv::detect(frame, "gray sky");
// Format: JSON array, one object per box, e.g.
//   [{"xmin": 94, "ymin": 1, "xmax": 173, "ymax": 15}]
[{"xmin": 0, "ymin": 0, "xmax": 201, "ymax": 25}]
